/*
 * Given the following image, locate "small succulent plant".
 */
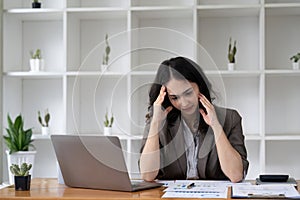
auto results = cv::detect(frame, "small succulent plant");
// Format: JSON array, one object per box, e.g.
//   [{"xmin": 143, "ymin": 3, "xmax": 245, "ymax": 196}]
[
  {"xmin": 104, "ymin": 110, "xmax": 114, "ymax": 127},
  {"xmin": 228, "ymin": 37, "xmax": 237, "ymax": 63},
  {"xmin": 290, "ymin": 52, "xmax": 300, "ymax": 63},
  {"xmin": 38, "ymin": 109, "xmax": 50, "ymax": 127},
  {"xmin": 30, "ymin": 49, "xmax": 42, "ymax": 59},
  {"xmin": 102, "ymin": 34, "xmax": 111, "ymax": 65},
  {"xmin": 10, "ymin": 163, "xmax": 32, "ymax": 176}
]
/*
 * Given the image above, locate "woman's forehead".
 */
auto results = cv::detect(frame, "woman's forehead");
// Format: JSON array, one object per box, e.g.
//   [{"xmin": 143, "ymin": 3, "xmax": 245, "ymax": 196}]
[{"xmin": 165, "ymin": 79, "xmax": 195, "ymax": 95}]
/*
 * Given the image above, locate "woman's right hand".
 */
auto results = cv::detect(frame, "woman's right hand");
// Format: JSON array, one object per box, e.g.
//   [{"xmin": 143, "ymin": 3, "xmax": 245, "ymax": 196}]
[{"xmin": 152, "ymin": 85, "xmax": 173, "ymax": 124}]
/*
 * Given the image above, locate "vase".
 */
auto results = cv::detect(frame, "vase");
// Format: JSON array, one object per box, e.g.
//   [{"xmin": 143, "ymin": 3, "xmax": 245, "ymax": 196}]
[
  {"xmin": 292, "ymin": 62, "xmax": 299, "ymax": 70},
  {"xmin": 29, "ymin": 59, "xmax": 44, "ymax": 72},
  {"xmin": 103, "ymin": 127, "xmax": 112, "ymax": 136},
  {"xmin": 41, "ymin": 127, "xmax": 50, "ymax": 135},
  {"xmin": 228, "ymin": 63, "xmax": 235, "ymax": 71},
  {"xmin": 32, "ymin": 2, "xmax": 41, "ymax": 8},
  {"xmin": 14, "ymin": 175, "xmax": 31, "ymax": 191}
]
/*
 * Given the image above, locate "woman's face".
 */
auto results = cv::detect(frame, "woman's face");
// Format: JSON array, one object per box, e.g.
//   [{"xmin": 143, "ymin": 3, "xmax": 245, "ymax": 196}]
[{"xmin": 166, "ymin": 79, "xmax": 200, "ymax": 115}]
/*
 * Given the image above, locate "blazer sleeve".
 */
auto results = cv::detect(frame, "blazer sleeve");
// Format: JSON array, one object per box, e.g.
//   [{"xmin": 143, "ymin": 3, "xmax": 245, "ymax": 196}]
[{"xmin": 227, "ymin": 109, "xmax": 249, "ymax": 178}]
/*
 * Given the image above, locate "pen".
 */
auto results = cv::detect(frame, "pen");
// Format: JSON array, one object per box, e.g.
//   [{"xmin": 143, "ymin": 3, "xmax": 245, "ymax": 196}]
[{"xmin": 187, "ymin": 182, "xmax": 195, "ymax": 189}]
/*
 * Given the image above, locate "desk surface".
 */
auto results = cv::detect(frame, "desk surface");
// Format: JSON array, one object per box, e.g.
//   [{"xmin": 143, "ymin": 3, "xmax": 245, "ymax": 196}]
[{"xmin": 0, "ymin": 178, "xmax": 299, "ymax": 200}]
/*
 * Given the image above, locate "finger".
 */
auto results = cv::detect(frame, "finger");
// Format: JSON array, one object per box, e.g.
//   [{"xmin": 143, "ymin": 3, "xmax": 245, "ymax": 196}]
[
  {"xmin": 198, "ymin": 93, "xmax": 209, "ymax": 103},
  {"xmin": 165, "ymin": 106, "xmax": 173, "ymax": 114},
  {"xmin": 199, "ymin": 108, "xmax": 206, "ymax": 117},
  {"xmin": 198, "ymin": 93, "xmax": 212, "ymax": 108},
  {"xmin": 155, "ymin": 86, "xmax": 166, "ymax": 105}
]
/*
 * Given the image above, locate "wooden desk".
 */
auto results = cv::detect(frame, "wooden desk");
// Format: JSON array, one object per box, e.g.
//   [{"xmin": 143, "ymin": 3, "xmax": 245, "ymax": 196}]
[{"xmin": 0, "ymin": 178, "xmax": 299, "ymax": 200}]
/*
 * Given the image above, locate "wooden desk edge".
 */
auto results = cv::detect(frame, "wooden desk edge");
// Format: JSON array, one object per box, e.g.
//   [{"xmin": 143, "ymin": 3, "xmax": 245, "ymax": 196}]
[{"xmin": 0, "ymin": 178, "xmax": 299, "ymax": 200}]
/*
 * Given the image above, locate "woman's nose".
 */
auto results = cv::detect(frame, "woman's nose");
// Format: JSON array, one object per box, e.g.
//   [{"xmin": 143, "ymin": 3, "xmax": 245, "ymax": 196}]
[{"xmin": 179, "ymin": 97, "xmax": 188, "ymax": 107}]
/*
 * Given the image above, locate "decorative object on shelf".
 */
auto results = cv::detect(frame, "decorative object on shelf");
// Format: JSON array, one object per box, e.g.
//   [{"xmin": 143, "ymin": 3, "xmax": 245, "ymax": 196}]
[
  {"xmin": 32, "ymin": 0, "xmax": 41, "ymax": 8},
  {"xmin": 228, "ymin": 37, "xmax": 237, "ymax": 71},
  {"xmin": 29, "ymin": 49, "xmax": 44, "ymax": 72},
  {"xmin": 103, "ymin": 110, "xmax": 114, "ymax": 135},
  {"xmin": 101, "ymin": 34, "xmax": 111, "ymax": 72},
  {"xmin": 10, "ymin": 163, "xmax": 32, "ymax": 191},
  {"xmin": 38, "ymin": 109, "xmax": 50, "ymax": 135},
  {"xmin": 3, "ymin": 114, "xmax": 36, "ymax": 185},
  {"xmin": 290, "ymin": 52, "xmax": 300, "ymax": 70}
]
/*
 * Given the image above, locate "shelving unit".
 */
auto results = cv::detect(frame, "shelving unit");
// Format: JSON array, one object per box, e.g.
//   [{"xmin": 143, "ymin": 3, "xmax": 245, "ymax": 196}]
[{"xmin": 1, "ymin": 0, "xmax": 300, "ymax": 182}]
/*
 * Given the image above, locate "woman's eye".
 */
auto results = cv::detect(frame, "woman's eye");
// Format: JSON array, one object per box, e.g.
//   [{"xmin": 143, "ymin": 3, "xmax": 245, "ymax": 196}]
[
  {"xmin": 185, "ymin": 91, "xmax": 193, "ymax": 96},
  {"xmin": 170, "ymin": 96, "xmax": 178, "ymax": 101}
]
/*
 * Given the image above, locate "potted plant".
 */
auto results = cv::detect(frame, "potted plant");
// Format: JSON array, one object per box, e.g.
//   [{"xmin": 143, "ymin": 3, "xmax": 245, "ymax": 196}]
[
  {"xmin": 103, "ymin": 110, "xmax": 114, "ymax": 135},
  {"xmin": 32, "ymin": 0, "xmax": 41, "ymax": 8},
  {"xmin": 10, "ymin": 163, "xmax": 32, "ymax": 191},
  {"xmin": 29, "ymin": 49, "xmax": 44, "ymax": 72},
  {"xmin": 290, "ymin": 52, "xmax": 300, "ymax": 70},
  {"xmin": 38, "ymin": 109, "xmax": 50, "ymax": 135},
  {"xmin": 228, "ymin": 37, "xmax": 237, "ymax": 71},
  {"xmin": 3, "ymin": 114, "xmax": 36, "ymax": 185},
  {"xmin": 101, "ymin": 34, "xmax": 111, "ymax": 72}
]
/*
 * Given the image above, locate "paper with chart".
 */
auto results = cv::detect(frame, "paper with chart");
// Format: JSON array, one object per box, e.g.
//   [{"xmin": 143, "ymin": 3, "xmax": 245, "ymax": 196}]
[
  {"xmin": 162, "ymin": 180, "xmax": 249, "ymax": 198},
  {"xmin": 232, "ymin": 184, "xmax": 300, "ymax": 198}
]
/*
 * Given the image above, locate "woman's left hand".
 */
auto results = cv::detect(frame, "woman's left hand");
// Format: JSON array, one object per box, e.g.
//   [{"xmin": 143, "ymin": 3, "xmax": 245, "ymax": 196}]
[{"xmin": 198, "ymin": 93, "xmax": 221, "ymax": 129}]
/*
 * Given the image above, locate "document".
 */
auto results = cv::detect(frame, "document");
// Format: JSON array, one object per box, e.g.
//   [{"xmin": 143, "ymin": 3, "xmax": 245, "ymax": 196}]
[
  {"xmin": 0, "ymin": 182, "xmax": 11, "ymax": 190},
  {"xmin": 232, "ymin": 184, "xmax": 300, "ymax": 199},
  {"xmin": 161, "ymin": 180, "xmax": 249, "ymax": 198}
]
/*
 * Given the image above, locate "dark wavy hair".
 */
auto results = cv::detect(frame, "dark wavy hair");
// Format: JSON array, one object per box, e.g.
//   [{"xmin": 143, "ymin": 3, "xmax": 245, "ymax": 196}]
[{"xmin": 147, "ymin": 56, "xmax": 213, "ymax": 131}]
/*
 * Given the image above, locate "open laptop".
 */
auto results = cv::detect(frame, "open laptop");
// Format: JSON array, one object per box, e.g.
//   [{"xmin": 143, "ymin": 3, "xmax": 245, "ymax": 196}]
[{"xmin": 51, "ymin": 135, "xmax": 162, "ymax": 192}]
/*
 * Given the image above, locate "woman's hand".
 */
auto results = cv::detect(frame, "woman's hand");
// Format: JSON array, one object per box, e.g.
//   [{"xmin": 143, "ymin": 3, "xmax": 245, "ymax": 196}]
[
  {"xmin": 198, "ymin": 93, "xmax": 244, "ymax": 182},
  {"xmin": 140, "ymin": 86, "xmax": 172, "ymax": 181},
  {"xmin": 198, "ymin": 93, "xmax": 221, "ymax": 129},
  {"xmin": 152, "ymin": 86, "xmax": 173, "ymax": 124}
]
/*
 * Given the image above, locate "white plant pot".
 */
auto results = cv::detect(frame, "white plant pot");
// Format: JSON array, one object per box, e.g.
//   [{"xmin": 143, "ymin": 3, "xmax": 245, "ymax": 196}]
[
  {"xmin": 29, "ymin": 59, "xmax": 44, "ymax": 72},
  {"xmin": 41, "ymin": 127, "xmax": 50, "ymax": 135},
  {"xmin": 103, "ymin": 127, "xmax": 112, "ymax": 136},
  {"xmin": 101, "ymin": 64, "xmax": 108, "ymax": 72},
  {"xmin": 292, "ymin": 62, "xmax": 299, "ymax": 70},
  {"xmin": 6, "ymin": 150, "xmax": 36, "ymax": 185},
  {"xmin": 228, "ymin": 63, "xmax": 235, "ymax": 71}
]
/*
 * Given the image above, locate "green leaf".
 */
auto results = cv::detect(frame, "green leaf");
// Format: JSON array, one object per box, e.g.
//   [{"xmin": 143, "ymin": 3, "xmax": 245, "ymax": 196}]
[
  {"xmin": 45, "ymin": 113, "xmax": 50, "ymax": 126},
  {"xmin": 4, "ymin": 114, "xmax": 34, "ymax": 154}
]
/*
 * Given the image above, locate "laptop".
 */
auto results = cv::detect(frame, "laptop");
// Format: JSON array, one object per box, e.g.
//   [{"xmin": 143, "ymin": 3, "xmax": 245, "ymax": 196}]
[{"xmin": 51, "ymin": 135, "xmax": 162, "ymax": 192}]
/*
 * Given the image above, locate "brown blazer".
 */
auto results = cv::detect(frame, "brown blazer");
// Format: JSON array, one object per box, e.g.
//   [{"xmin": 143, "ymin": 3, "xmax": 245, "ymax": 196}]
[{"xmin": 140, "ymin": 107, "xmax": 249, "ymax": 180}]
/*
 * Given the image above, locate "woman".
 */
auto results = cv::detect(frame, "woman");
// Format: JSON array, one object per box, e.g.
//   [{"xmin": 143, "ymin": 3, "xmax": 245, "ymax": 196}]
[{"xmin": 139, "ymin": 57, "xmax": 248, "ymax": 183}]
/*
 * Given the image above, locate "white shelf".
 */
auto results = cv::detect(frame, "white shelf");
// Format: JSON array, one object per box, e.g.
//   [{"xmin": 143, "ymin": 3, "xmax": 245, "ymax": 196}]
[
  {"xmin": 130, "ymin": 6, "xmax": 193, "ymax": 11},
  {"xmin": 3, "ymin": 71, "xmax": 65, "ymax": 78},
  {"xmin": 265, "ymin": 3, "xmax": 300, "ymax": 8},
  {"xmin": 205, "ymin": 70, "xmax": 262, "ymax": 77},
  {"xmin": 245, "ymin": 135, "xmax": 262, "ymax": 141},
  {"xmin": 66, "ymin": 71, "xmax": 124, "ymax": 77},
  {"xmin": 66, "ymin": 9, "xmax": 127, "ymax": 19},
  {"xmin": 265, "ymin": 135, "xmax": 300, "ymax": 141},
  {"xmin": 265, "ymin": 69, "xmax": 300, "ymax": 75},
  {"xmin": 197, "ymin": 5, "xmax": 261, "ymax": 17},
  {"xmin": 66, "ymin": 7, "xmax": 127, "ymax": 12},
  {"xmin": 131, "ymin": 8, "xmax": 193, "ymax": 18},
  {"xmin": 32, "ymin": 134, "xmax": 51, "ymax": 140},
  {"xmin": 4, "ymin": 9, "xmax": 63, "ymax": 20},
  {"xmin": 2, "ymin": 0, "xmax": 300, "ymax": 181}
]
